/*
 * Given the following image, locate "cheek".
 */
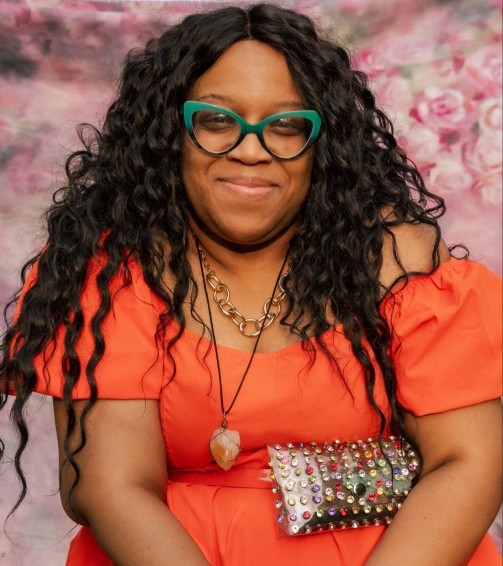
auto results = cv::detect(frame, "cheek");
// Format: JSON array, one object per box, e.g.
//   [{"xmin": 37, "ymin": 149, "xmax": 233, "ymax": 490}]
[
  {"xmin": 181, "ymin": 143, "xmax": 211, "ymax": 201},
  {"xmin": 288, "ymin": 155, "xmax": 313, "ymax": 200},
  {"xmin": 181, "ymin": 138, "xmax": 197, "ymax": 185}
]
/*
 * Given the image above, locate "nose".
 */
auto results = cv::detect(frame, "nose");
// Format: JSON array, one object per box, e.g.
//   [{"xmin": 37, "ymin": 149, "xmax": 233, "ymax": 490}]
[{"xmin": 226, "ymin": 132, "xmax": 272, "ymax": 164}]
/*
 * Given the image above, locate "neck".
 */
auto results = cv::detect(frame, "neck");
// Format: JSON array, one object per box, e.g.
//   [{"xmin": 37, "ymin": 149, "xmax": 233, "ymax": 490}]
[{"xmin": 188, "ymin": 221, "xmax": 294, "ymax": 278}]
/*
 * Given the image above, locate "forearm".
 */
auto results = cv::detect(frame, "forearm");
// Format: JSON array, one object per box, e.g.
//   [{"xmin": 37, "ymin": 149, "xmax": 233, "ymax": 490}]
[
  {"xmin": 365, "ymin": 460, "xmax": 502, "ymax": 566},
  {"xmin": 84, "ymin": 486, "xmax": 210, "ymax": 566}
]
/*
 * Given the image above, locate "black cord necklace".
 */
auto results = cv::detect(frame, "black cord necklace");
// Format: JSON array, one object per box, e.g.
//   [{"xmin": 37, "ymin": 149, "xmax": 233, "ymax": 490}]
[{"xmin": 195, "ymin": 236, "xmax": 289, "ymax": 470}]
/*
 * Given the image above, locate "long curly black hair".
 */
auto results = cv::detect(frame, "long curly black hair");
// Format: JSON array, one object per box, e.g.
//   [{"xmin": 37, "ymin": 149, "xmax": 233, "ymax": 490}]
[{"xmin": 1, "ymin": 3, "xmax": 447, "ymax": 521}]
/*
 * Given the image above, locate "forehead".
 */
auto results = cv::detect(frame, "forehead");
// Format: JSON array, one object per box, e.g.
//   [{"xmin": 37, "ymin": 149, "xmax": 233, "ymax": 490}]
[{"xmin": 188, "ymin": 40, "xmax": 305, "ymax": 113}]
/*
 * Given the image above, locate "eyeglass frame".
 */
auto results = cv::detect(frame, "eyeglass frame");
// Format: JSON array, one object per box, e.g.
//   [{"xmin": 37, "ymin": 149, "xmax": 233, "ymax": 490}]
[{"xmin": 182, "ymin": 101, "xmax": 322, "ymax": 161}]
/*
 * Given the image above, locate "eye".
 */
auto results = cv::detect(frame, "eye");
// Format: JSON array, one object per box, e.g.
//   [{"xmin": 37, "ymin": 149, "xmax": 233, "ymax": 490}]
[
  {"xmin": 268, "ymin": 117, "xmax": 305, "ymax": 136},
  {"xmin": 195, "ymin": 111, "xmax": 237, "ymax": 131}
]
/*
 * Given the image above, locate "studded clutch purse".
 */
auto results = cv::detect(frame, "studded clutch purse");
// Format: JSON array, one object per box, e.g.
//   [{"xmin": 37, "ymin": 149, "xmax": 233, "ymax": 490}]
[{"xmin": 267, "ymin": 437, "xmax": 420, "ymax": 536}]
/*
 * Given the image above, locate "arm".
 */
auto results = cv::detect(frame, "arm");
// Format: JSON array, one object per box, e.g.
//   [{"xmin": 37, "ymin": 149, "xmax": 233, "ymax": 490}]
[
  {"xmin": 53, "ymin": 398, "xmax": 210, "ymax": 566},
  {"xmin": 365, "ymin": 399, "xmax": 502, "ymax": 565},
  {"xmin": 369, "ymin": 219, "xmax": 502, "ymax": 563}
]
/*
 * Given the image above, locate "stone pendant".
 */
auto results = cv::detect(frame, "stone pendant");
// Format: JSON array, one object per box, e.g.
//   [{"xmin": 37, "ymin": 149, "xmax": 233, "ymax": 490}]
[{"xmin": 209, "ymin": 426, "xmax": 241, "ymax": 471}]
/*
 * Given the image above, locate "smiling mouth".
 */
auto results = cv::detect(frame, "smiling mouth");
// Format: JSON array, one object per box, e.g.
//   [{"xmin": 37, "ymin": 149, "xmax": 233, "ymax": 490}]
[
  {"xmin": 218, "ymin": 177, "xmax": 278, "ymax": 189},
  {"xmin": 217, "ymin": 179, "xmax": 278, "ymax": 199}
]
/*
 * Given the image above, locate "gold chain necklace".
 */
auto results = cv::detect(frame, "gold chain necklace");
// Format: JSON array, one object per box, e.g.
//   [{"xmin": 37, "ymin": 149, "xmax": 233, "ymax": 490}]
[{"xmin": 197, "ymin": 243, "xmax": 290, "ymax": 337}]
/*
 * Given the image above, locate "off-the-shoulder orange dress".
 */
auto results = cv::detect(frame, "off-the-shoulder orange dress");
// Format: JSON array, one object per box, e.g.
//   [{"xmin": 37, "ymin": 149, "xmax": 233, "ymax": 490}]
[{"xmin": 18, "ymin": 257, "xmax": 502, "ymax": 565}]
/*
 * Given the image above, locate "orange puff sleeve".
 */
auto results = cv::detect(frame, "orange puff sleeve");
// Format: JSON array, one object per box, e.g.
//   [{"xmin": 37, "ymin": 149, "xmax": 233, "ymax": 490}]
[
  {"xmin": 13, "ymin": 254, "xmax": 166, "ymax": 400},
  {"xmin": 383, "ymin": 258, "xmax": 502, "ymax": 416}
]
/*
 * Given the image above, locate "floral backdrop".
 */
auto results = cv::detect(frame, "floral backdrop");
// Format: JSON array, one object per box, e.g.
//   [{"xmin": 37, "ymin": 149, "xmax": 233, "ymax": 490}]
[{"xmin": 0, "ymin": 0, "xmax": 501, "ymax": 564}]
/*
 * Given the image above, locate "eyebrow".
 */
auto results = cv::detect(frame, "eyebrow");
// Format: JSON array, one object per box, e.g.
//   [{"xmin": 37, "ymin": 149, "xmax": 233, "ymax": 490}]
[{"xmin": 196, "ymin": 93, "xmax": 306, "ymax": 110}]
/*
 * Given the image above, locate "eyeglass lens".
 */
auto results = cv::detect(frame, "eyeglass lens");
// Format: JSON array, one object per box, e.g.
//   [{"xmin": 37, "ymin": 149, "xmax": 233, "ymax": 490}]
[{"xmin": 191, "ymin": 110, "xmax": 314, "ymax": 158}]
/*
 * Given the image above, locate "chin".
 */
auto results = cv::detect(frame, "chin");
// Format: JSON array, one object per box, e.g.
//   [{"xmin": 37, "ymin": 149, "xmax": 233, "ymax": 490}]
[
  {"xmin": 190, "ymin": 209, "xmax": 296, "ymax": 249},
  {"xmin": 215, "ymin": 221, "xmax": 295, "ymax": 250},
  {"xmin": 221, "ymin": 229, "xmax": 274, "ymax": 247}
]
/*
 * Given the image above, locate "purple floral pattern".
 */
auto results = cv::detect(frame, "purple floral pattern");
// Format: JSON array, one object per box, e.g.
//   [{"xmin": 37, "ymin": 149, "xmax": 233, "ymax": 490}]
[{"xmin": 0, "ymin": 1, "xmax": 501, "ymax": 564}]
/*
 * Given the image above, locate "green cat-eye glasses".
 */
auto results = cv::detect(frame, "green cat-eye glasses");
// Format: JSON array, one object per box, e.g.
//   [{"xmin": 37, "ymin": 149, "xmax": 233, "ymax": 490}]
[{"xmin": 182, "ymin": 101, "xmax": 322, "ymax": 161}]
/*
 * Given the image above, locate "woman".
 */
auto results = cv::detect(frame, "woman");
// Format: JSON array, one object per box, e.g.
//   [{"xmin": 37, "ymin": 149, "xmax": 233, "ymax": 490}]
[{"xmin": 1, "ymin": 3, "xmax": 501, "ymax": 565}]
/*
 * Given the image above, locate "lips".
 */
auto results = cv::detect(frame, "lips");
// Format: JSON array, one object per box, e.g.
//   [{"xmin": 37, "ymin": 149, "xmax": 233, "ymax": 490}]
[{"xmin": 218, "ymin": 176, "xmax": 278, "ymax": 188}]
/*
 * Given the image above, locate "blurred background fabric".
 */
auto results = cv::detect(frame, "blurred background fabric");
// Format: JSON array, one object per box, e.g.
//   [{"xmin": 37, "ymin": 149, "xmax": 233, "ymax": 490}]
[{"xmin": 0, "ymin": 0, "xmax": 501, "ymax": 564}]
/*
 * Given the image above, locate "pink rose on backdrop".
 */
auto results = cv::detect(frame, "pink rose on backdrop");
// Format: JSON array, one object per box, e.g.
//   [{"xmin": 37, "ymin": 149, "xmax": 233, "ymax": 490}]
[
  {"xmin": 441, "ymin": 21, "xmax": 477, "ymax": 53},
  {"xmin": 478, "ymin": 98, "xmax": 502, "ymax": 131},
  {"xmin": 411, "ymin": 87, "xmax": 474, "ymax": 133},
  {"xmin": 376, "ymin": 76, "xmax": 413, "ymax": 113},
  {"xmin": 464, "ymin": 45, "xmax": 502, "ymax": 99},
  {"xmin": 377, "ymin": 34, "xmax": 436, "ymax": 66},
  {"xmin": 463, "ymin": 132, "xmax": 503, "ymax": 175},
  {"xmin": 401, "ymin": 123, "xmax": 441, "ymax": 169},
  {"xmin": 433, "ymin": 56, "xmax": 465, "ymax": 83},
  {"xmin": 354, "ymin": 46, "xmax": 388, "ymax": 78},
  {"xmin": 462, "ymin": 132, "xmax": 503, "ymax": 205},
  {"xmin": 479, "ymin": 175, "xmax": 503, "ymax": 206},
  {"xmin": 427, "ymin": 156, "xmax": 474, "ymax": 197},
  {"xmin": 374, "ymin": 77, "xmax": 412, "ymax": 139}
]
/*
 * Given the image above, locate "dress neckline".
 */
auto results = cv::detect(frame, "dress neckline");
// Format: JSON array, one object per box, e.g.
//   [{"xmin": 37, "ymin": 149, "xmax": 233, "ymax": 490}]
[
  {"xmin": 174, "ymin": 319, "xmax": 346, "ymax": 358},
  {"xmin": 166, "ymin": 258, "xmax": 465, "ymax": 358}
]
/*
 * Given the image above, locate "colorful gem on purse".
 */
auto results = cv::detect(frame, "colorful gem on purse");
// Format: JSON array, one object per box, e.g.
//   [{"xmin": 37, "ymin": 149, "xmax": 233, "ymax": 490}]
[{"xmin": 267, "ymin": 437, "xmax": 420, "ymax": 536}]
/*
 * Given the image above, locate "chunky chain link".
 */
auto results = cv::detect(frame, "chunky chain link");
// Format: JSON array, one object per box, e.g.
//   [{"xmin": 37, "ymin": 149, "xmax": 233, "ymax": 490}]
[{"xmin": 198, "ymin": 245, "xmax": 289, "ymax": 337}]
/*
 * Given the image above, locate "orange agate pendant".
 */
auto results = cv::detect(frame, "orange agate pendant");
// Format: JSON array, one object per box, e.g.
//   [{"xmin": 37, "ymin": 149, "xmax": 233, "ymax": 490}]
[{"xmin": 209, "ymin": 426, "xmax": 241, "ymax": 471}]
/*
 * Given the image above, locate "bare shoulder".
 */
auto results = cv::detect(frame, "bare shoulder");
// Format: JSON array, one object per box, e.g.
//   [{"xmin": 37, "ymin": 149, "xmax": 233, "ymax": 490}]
[{"xmin": 380, "ymin": 215, "xmax": 451, "ymax": 290}]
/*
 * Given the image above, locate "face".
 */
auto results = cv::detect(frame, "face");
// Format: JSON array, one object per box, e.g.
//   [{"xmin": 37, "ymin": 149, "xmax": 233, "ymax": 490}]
[{"xmin": 182, "ymin": 40, "xmax": 314, "ymax": 247}]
